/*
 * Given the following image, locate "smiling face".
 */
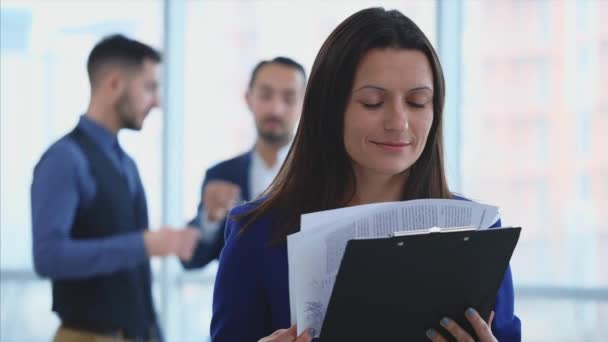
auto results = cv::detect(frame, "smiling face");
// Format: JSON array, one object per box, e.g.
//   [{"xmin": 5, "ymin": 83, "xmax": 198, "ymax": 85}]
[{"xmin": 343, "ymin": 48, "xmax": 434, "ymax": 179}]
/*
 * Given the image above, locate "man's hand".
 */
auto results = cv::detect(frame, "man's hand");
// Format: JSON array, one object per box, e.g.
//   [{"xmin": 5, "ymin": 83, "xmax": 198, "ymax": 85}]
[
  {"xmin": 203, "ymin": 180, "xmax": 240, "ymax": 222},
  {"xmin": 177, "ymin": 227, "xmax": 200, "ymax": 261},
  {"xmin": 144, "ymin": 227, "xmax": 200, "ymax": 260}
]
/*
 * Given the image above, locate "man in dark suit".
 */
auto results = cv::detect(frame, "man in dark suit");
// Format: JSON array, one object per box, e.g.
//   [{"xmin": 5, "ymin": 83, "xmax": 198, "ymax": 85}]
[
  {"xmin": 30, "ymin": 34, "xmax": 199, "ymax": 342},
  {"xmin": 182, "ymin": 57, "xmax": 306, "ymax": 269}
]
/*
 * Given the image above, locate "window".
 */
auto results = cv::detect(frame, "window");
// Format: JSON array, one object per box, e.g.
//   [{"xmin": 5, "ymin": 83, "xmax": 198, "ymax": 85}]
[
  {"xmin": 0, "ymin": 1, "xmax": 162, "ymax": 341},
  {"xmin": 461, "ymin": 1, "xmax": 607, "ymax": 340}
]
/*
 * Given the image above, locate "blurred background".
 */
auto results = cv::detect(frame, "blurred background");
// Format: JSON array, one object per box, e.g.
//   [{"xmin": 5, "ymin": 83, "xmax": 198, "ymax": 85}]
[{"xmin": 0, "ymin": 0, "xmax": 606, "ymax": 341}]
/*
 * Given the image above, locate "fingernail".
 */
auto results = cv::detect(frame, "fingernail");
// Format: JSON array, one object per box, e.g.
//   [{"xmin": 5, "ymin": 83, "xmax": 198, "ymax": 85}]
[
  {"xmin": 440, "ymin": 317, "xmax": 451, "ymax": 327},
  {"xmin": 466, "ymin": 307, "xmax": 476, "ymax": 317},
  {"xmin": 426, "ymin": 329, "xmax": 437, "ymax": 339}
]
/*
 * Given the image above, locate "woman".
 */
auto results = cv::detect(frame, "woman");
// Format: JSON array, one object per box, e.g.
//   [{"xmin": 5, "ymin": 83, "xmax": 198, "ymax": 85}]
[{"xmin": 211, "ymin": 7, "xmax": 521, "ymax": 342}]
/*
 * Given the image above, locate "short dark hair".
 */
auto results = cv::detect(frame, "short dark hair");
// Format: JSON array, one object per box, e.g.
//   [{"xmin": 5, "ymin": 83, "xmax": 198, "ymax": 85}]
[
  {"xmin": 248, "ymin": 56, "xmax": 306, "ymax": 89},
  {"xmin": 87, "ymin": 34, "xmax": 161, "ymax": 87},
  {"xmin": 240, "ymin": 7, "xmax": 450, "ymax": 243}
]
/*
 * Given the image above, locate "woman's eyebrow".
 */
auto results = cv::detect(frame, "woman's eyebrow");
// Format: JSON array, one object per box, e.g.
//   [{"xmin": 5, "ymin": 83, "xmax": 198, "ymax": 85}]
[
  {"xmin": 408, "ymin": 86, "xmax": 433, "ymax": 93},
  {"xmin": 353, "ymin": 85, "xmax": 434, "ymax": 93},
  {"xmin": 353, "ymin": 84, "xmax": 386, "ymax": 93}
]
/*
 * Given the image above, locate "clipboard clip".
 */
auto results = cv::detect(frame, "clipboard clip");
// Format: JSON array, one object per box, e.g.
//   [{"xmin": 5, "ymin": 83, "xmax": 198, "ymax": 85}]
[{"xmin": 391, "ymin": 225, "xmax": 476, "ymax": 237}]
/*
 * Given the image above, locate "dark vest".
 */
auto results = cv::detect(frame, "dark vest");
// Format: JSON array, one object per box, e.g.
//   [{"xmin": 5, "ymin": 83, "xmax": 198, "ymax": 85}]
[{"xmin": 51, "ymin": 127, "xmax": 156, "ymax": 339}]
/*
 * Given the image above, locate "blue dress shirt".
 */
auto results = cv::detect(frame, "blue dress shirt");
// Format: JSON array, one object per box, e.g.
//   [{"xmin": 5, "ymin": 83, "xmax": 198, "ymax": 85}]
[{"xmin": 31, "ymin": 115, "xmax": 147, "ymax": 279}]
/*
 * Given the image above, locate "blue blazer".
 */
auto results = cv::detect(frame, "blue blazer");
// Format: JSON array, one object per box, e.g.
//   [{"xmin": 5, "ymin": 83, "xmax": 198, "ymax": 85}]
[
  {"xmin": 211, "ymin": 200, "xmax": 522, "ymax": 341},
  {"xmin": 181, "ymin": 151, "xmax": 253, "ymax": 269}
]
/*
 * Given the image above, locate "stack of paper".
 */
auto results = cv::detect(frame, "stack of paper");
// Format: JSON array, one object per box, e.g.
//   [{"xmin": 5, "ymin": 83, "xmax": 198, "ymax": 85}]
[{"xmin": 287, "ymin": 199, "xmax": 500, "ymax": 337}]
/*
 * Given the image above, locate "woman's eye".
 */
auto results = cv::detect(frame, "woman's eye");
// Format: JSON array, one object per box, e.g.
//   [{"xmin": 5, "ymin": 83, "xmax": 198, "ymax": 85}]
[
  {"xmin": 361, "ymin": 102, "xmax": 382, "ymax": 109},
  {"xmin": 408, "ymin": 102, "xmax": 425, "ymax": 109}
]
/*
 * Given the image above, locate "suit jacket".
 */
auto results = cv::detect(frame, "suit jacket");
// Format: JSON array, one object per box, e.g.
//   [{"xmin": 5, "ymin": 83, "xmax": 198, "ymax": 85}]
[
  {"xmin": 210, "ymin": 200, "xmax": 522, "ymax": 342},
  {"xmin": 181, "ymin": 151, "xmax": 253, "ymax": 269}
]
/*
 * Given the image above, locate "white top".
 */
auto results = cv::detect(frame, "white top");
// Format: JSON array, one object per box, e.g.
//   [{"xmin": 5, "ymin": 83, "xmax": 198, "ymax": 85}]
[{"xmin": 249, "ymin": 144, "xmax": 289, "ymax": 201}]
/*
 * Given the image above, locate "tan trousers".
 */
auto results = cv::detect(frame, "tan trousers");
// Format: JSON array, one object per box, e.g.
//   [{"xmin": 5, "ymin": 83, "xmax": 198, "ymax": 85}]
[{"xmin": 53, "ymin": 325, "xmax": 156, "ymax": 342}]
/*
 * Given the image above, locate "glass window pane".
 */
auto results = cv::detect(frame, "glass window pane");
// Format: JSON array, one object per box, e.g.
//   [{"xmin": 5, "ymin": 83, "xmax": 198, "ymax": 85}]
[
  {"xmin": 1, "ymin": 1, "xmax": 162, "ymax": 341},
  {"xmin": 517, "ymin": 297, "xmax": 608, "ymax": 340},
  {"xmin": 0, "ymin": 0, "xmax": 163, "ymax": 269},
  {"xmin": 461, "ymin": 0, "xmax": 607, "ymax": 289},
  {"xmin": 1, "ymin": 276, "xmax": 58, "ymax": 341},
  {"xmin": 461, "ymin": 2, "xmax": 608, "ymax": 339}
]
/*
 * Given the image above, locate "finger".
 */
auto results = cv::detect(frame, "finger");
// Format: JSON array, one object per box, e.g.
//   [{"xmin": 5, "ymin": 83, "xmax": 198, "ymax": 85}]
[
  {"xmin": 439, "ymin": 317, "xmax": 474, "ymax": 342},
  {"xmin": 183, "ymin": 232, "xmax": 200, "ymax": 258},
  {"xmin": 426, "ymin": 329, "xmax": 448, "ymax": 342},
  {"xmin": 271, "ymin": 325, "xmax": 297, "ymax": 342},
  {"xmin": 205, "ymin": 184, "xmax": 227, "ymax": 206},
  {"xmin": 295, "ymin": 328, "xmax": 313, "ymax": 342},
  {"xmin": 208, "ymin": 195, "xmax": 228, "ymax": 212},
  {"xmin": 185, "ymin": 235, "xmax": 199, "ymax": 253},
  {"xmin": 258, "ymin": 328, "xmax": 288, "ymax": 341},
  {"xmin": 202, "ymin": 184, "xmax": 217, "ymax": 204},
  {"xmin": 227, "ymin": 197, "xmax": 239, "ymax": 208},
  {"xmin": 210, "ymin": 182, "xmax": 236, "ymax": 197},
  {"xmin": 184, "ymin": 227, "xmax": 201, "ymax": 238},
  {"xmin": 204, "ymin": 199, "xmax": 221, "ymax": 218},
  {"xmin": 202, "ymin": 191, "xmax": 214, "ymax": 208},
  {"xmin": 217, "ymin": 183, "xmax": 240, "ymax": 202},
  {"xmin": 179, "ymin": 251, "xmax": 192, "ymax": 261},
  {"xmin": 205, "ymin": 202, "xmax": 225, "ymax": 221},
  {"xmin": 178, "ymin": 244, "xmax": 192, "ymax": 260},
  {"xmin": 220, "ymin": 192, "xmax": 238, "ymax": 207},
  {"xmin": 229, "ymin": 184, "xmax": 241, "ymax": 201},
  {"xmin": 206, "ymin": 209, "xmax": 219, "ymax": 222},
  {"xmin": 212, "ymin": 208, "xmax": 228, "ymax": 221},
  {"xmin": 284, "ymin": 324, "xmax": 298, "ymax": 335},
  {"xmin": 213, "ymin": 189, "xmax": 237, "ymax": 212},
  {"xmin": 488, "ymin": 310, "xmax": 495, "ymax": 327},
  {"xmin": 209, "ymin": 191, "xmax": 226, "ymax": 209},
  {"xmin": 176, "ymin": 230, "xmax": 197, "ymax": 260},
  {"xmin": 179, "ymin": 243, "xmax": 195, "ymax": 261},
  {"xmin": 465, "ymin": 308, "xmax": 494, "ymax": 341},
  {"xmin": 269, "ymin": 328, "xmax": 287, "ymax": 336},
  {"xmin": 192, "ymin": 228, "xmax": 202, "ymax": 238},
  {"xmin": 167, "ymin": 232, "xmax": 182, "ymax": 256}
]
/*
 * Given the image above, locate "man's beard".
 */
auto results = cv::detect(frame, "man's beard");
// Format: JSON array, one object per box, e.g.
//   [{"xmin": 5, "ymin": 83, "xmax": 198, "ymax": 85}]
[
  {"xmin": 115, "ymin": 92, "xmax": 142, "ymax": 131},
  {"xmin": 259, "ymin": 130, "xmax": 290, "ymax": 144},
  {"xmin": 257, "ymin": 118, "xmax": 291, "ymax": 144}
]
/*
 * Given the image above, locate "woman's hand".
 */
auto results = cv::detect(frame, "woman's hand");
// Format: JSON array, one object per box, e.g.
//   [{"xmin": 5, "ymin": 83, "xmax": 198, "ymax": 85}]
[
  {"xmin": 258, "ymin": 325, "xmax": 312, "ymax": 342},
  {"xmin": 426, "ymin": 308, "xmax": 497, "ymax": 342}
]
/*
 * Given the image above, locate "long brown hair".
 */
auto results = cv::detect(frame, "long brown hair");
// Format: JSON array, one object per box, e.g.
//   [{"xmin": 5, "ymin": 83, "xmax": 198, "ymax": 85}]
[{"xmin": 240, "ymin": 7, "xmax": 451, "ymax": 243}]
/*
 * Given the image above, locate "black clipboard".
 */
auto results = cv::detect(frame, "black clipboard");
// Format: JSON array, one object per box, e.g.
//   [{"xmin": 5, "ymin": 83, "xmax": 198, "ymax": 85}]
[{"xmin": 320, "ymin": 227, "xmax": 521, "ymax": 341}]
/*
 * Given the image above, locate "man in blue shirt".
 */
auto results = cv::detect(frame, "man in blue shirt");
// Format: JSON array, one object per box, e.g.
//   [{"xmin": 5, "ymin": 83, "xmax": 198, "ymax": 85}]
[{"xmin": 30, "ymin": 34, "xmax": 199, "ymax": 342}]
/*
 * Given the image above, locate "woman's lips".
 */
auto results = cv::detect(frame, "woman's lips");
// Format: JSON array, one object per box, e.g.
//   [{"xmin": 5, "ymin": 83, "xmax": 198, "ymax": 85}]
[{"xmin": 371, "ymin": 141, "xmax": 412, "ymax": 151}]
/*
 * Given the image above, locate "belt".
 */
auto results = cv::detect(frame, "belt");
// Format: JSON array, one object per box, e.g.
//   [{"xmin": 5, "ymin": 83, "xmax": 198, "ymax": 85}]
[{"xmin": 61, "ymin": 320, "xmax": 154, "ymax": 341}]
